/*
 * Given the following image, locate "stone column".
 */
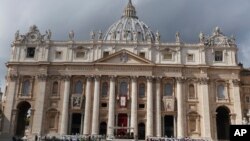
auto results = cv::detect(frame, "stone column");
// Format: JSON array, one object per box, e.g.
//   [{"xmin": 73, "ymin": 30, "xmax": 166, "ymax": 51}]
[
  {"xmin": 91, "ymin": 76, "xmax": 100, "ymax": 135},
  {"xmin": 199, "ymin": 78, "xmax": 212, "ymax": 139},
  {"xmin": 232, "ymin": 79, "xmax": 243, "ymax": 124},
  {"xmin": 146, "ymin": 77, "xmax": 153, "ymax": 137},
  {"xmin": 83, "ymin": 76, "xmax": 92, "ymax": 135},
  {"xmin": 130, "ymin": 76, "xmax": 138, "ymax": 138},
  {"xmin": 60, "ymin": 75, "xmax": 71, "ymax": 135},
  {"xmin": 156, "ymin": 77, "xmax": 162, "ymax": 137},
  {"xmin": 32, "ymin": 74, "xmax": 47, "ymax": 135},
  {"xmin": 176, "ymin": 77, "xmax": 185, "ymax": 138},
  {"xmin": 3, "ymin": 74, "xmax": 18, "ymax": 134},
  {"xmin": 107, "ymin": 76, "xmax": 116, "ymax": 138}
]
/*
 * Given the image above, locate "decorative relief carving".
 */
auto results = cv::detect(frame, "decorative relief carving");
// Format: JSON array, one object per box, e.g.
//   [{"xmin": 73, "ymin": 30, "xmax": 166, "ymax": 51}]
[
  {"xmin": 14, "ymin": 25, "xmax": 49, "ymax": 43},
  {"xmin": 71, "ymin": 95, "xmax": 82, "ymax": 109},
  {"xmin": 120, "ymin": 52, "xmax": 128, "ymax": 63},
  {"xmin": 162, "ymin": 98, "xmax": 175, "ymax": 112}
]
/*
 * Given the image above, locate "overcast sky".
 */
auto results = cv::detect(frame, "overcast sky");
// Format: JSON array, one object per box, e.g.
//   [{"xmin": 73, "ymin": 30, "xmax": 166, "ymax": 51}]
[{"xmin": 0, "ymin": 0, "xmax": 250, "ymax": 89}]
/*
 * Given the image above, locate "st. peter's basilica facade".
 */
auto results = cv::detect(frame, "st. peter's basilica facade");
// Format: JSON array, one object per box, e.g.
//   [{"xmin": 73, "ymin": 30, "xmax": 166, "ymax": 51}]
[{"xmin": 1, "ymin": 0, "xmax": 250, "ymax": 141}]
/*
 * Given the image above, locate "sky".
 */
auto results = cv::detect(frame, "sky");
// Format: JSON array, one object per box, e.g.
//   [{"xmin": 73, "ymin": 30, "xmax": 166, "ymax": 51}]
[{"xmin": 0, "ymin": 0, "xmax": 250, "ymax": 90}]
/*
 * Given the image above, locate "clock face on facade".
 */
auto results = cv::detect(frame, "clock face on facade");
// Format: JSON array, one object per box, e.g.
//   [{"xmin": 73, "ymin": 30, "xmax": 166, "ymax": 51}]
[{"xmin": 28, "ymin": 33, "xmax": 38, "ymax": 41}]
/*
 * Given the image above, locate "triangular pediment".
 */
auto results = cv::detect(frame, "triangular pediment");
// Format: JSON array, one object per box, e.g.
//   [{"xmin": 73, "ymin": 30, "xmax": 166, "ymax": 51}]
[{"xmin": 94, "ymin": 49, "xmax": 154, "ymax": 65}]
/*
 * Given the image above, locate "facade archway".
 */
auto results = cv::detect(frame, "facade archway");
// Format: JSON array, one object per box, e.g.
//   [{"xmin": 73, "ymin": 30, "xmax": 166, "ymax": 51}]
[
  {"xmin": 99, "ymin": 122, "xmax": 107, "ymax": 135},
  {"xmin": 138, "ymin": 123, "xmax": 145, "ymax": 140},
  {"xmin": 15, "ymin": 101, "xmax": 31, "ymax": 137},
  {"xmin": 216, "ymin": 106, "xmax": 230, "ymax": 140}
]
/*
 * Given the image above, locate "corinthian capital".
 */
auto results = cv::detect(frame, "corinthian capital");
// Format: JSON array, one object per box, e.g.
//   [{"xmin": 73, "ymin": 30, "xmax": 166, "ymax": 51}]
[
  {"xmin": 146, "ymin": 76, "xmax": 153, "ymax": 82},
  {"xmin": 232, "ymin": 79, "xmax": 240, "ymax": 86},
  {"xmin": 37, "ymin": 74, "xmax": 48, "ymax": 81},
  {"xmin": 176, "ymin": 77, "xmax": 185, "ymax": 83},
  {"xmin": 62, "ymin": 75, "xmax": 71, "ymax": 81},
  {"xmin": 198, "ymin": 77, "xmax": 209, "ymax": 85},
  {"xmin": 9, "ymin": 74, "xmax": 18, "ymax": 81}
]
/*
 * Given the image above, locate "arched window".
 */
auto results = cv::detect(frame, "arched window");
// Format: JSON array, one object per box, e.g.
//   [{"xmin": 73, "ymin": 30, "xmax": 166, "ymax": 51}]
[
  {"xmin": 139, "ymin": 83, "xmax": 145, "ymax": 98},
  {"xmin": 102, "ymin": 82, "xmax": 109, "ymax": 97},
  {"xmin": 22, "ymin": 80, "xmax": 30, "ymax": 96},
  {"xmin": 52, "ymin": 81, "xmax": 58, "ymax": 95},
  {"xmin": 164, "ymin": 83, "xmax": 173, "ymax": 96},
  {"xmin": 217, "ymin": 84, "xmax": 225, "ymax": 99},
  {"xmin": 189, "ymin": 84, "xmax": 195, "ymax": 99},
  {"xmin": 120, "ymin": 82, "xmax": 128, "ymax": 96},
  {"xmin": 75, "ymin": 81, "xmax": 83, "ymax": 94}
]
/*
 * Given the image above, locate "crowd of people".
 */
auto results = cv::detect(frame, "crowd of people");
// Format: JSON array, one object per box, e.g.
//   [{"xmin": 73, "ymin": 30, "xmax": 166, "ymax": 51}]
[
  {"xmin": 12, "ymin": 135, "xmax": 211, "ymax": 141},
  {"xmin": 146, "ymin": 137, "xmax": 210, "ymax": 141}
]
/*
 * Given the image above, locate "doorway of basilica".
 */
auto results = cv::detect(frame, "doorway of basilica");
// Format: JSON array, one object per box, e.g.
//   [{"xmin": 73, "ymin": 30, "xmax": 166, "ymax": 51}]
[
  {"xmin": 138, "ymin": 123, "xmax": 145, "ymax": 140},
  {"xmin": 70, "ymin": 113, "xmax": 82, "ymax": 135},
  {"xmin": 117, "ymin": 113, "xmax": 128, "ymax": 136},
  {"xmin": 99, "ymin": 122, "xmax": 107, "ymax": 135},
  {"xmin": 164, "ymin": 115, "xmax": 174, "ymax": 137},
  {"xmin": 15, "ymin": 101, "xmax": 31, "ymax": 137},
  {"xmin": 216, "ymin": 106, "xmax": 230, "ymax": 140}
]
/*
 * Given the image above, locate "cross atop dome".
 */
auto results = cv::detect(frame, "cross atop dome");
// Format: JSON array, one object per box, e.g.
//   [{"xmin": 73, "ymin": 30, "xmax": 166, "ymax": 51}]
[{"xmin": 122, "ymin": 0, "xmax": 138, "ymax": 19}]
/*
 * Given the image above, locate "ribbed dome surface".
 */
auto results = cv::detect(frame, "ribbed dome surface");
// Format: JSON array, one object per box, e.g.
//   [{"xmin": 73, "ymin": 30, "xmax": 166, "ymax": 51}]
[{"xmin": 104, "ymin": 0, "xmax": 155, "ymax": 42}]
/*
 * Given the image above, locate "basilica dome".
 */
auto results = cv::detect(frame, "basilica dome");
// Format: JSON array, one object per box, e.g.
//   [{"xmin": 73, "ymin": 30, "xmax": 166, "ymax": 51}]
[{"xmin": 104, "ymin": 0, "xmax": 155, "ymax": 42}]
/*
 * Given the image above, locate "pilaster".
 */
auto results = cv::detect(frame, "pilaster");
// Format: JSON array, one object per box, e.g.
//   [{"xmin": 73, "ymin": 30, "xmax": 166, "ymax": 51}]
[
  {"xmin": 199, "ymin": 77, "xmax": 212, "ymax": 139},
  {"xmin": 59, "ymin": 75, "xmax": 71, "ymax": 135},
  {"xmin": 107, "ymin": 76, "xmax": 116, "ymax": 138},
  {"xmin": 91, "ymin": 76, "xmax": 100, "ymax": 135},
  {"xmin": 176, "ymin": 77, "xmax": 185, "ymax": 138},
  {"xmin": 83, "ymin": 76, "xmax": 93, "ymax": 135},
  {"xmin": 3, "ymin": 74, "xmax": 18, "ymax": 134},
  {"xmin": 146, "ymin": 77, "xmax": 153, "ymax": 137},
  {"xmin": 131, "ymin": 76, "xmax": 138, "ymax": 138},
  {"xmin": 32, "ymin": 74, "xmax": 48, "ymax": 135},
  {"xmin": 232, "ymin": 79, "xmax": 242, "ymax": 124}
]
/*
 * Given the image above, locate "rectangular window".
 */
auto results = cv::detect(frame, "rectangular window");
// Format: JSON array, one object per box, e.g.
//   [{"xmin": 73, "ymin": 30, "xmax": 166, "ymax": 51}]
[
  {"xmin": 139, "ymin": 52, "xmax": 145, "ymax": 58},
  {"xmin": 187, "ymin": 54, "xmax": 194, "ymax": 62},
  {"xmin": 163, "ymin": 53, "xmax": 172, "ymax": 60},
  {"xmin": 26, "ymin": 47, "xmax": 35, "ymax": 58},
  {"xmin": 76, "ymin": 51, "xmax": 85, "ymax": 58},
  {"xmin": 101, "ymin": 103, "xmax": 107, "ymax": 108},
  {"xmin": 215, "ymin": 51, "xmax": 223, "ymax": 62},
  {"xmin": 139, "ymin": 104, "xmax": 145, "ymax": 109},
  {"xmin": 103, "ymin": 51, "xmax": 109, "ymax": 58},
  {"xmin": 55, "ymin": 51, "xmax": 62, "ymax": 59}
]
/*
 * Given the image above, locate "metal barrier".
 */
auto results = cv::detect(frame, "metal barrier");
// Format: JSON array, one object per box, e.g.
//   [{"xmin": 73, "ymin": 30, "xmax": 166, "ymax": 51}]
[
  {"xmin": 38, "ymin": 135, "xmax": 106, "ymax": 141},
  {"xmin": 147, "ymin": 137, "xmax": 211, "ymax": 141}
]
